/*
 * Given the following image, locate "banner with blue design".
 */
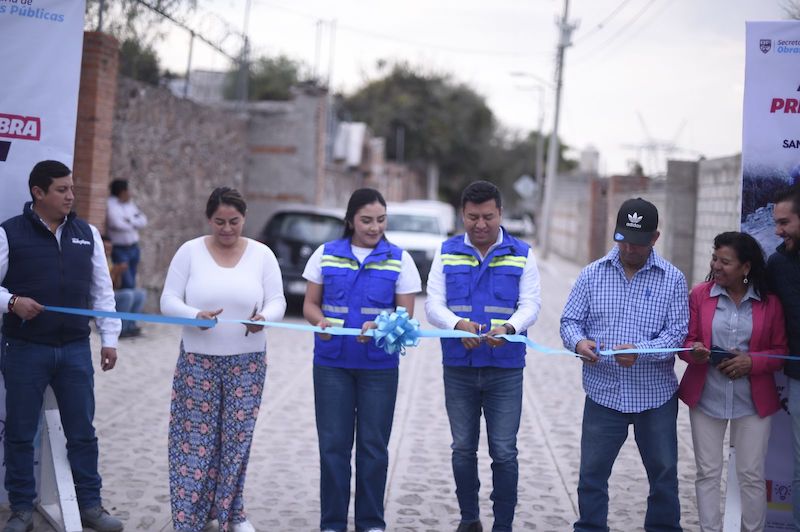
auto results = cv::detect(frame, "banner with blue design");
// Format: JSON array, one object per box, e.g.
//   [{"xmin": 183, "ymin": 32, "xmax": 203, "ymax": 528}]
[
  {"xmin": 0, "ymin": 0, "xmax": 87, "ymax": 505},
  {"xmin": 742, "ymin": 20, "xmax": 799, "ymax": 530}
]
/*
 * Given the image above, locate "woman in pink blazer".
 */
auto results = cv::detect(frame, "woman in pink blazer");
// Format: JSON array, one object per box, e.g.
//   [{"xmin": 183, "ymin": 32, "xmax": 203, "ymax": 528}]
[{"xmin": 679, "ymin": 231, "xmax": 787, "ymax": 532}]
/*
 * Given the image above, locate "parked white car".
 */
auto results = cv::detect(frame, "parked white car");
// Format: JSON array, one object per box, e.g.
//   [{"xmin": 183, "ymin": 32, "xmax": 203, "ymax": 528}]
[{"xmin": 386, "ymin": 202, "xmax": 451, "ymax": 287}]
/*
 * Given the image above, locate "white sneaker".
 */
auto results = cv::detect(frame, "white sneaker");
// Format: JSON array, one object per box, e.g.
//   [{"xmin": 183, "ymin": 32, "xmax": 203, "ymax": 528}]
[
  {"xmin": 364, "ymin": 529, "xmax": 385, "ymax": 532},
  {"xmin": 232, "ymin": 520, "xmax": 256, "ymax": 532}
]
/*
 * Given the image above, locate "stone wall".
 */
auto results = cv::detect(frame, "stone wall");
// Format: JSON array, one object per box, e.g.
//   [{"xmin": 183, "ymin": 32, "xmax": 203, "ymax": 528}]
[{"xmin": 110, "ymin": 77, "xmax": 248, "ymax": 306}]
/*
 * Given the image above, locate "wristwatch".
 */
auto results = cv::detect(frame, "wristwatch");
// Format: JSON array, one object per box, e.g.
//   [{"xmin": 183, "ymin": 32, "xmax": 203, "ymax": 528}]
[
  {"xmin": 8, "ymin": 294, "xmax": 19, "ymax": 313},
  {"xmin": 502, "ymin": 323, "xmax": 515, "ymax": 335}
]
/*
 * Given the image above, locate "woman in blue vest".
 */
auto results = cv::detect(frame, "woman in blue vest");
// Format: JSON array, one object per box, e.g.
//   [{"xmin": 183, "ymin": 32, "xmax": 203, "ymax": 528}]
[{"xmin": 302, "ymin": 188, "xmax": 421, "ymax": 532}]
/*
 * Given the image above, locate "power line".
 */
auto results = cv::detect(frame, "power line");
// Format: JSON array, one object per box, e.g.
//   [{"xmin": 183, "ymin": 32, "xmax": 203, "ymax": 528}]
[
  {"xmin": 251, "ymin": 0, "xmax": 549, "ymax": 58},
  {"xmin": 571, "ymin": 0, "xmax": 663, "ymax": 64},
  {"xmin": 573, "ymin": 0, "xmax": 635, "ymax": 43}
]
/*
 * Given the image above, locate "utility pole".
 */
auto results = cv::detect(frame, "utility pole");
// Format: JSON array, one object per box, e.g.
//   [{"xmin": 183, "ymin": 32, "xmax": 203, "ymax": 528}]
[
  {"xmin": 539, "ymin": 0, "xmax": 576, "ymax": 258},
  {"xmin": 237, "ymin": 0, "xmax": 253, "ymax": 107}
]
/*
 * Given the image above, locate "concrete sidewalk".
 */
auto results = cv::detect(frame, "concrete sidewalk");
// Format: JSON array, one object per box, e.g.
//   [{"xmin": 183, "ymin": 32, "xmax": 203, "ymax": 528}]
[{"xmin": 6, "ymin": 253, "xmax": 701, "ymax": 531}]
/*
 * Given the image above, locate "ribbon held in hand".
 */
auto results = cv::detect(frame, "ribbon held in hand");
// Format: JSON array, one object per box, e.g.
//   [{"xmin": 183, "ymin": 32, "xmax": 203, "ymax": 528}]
[{"xmin": 373, "ymin": 306, "xmax": 421, "ymax": 356}]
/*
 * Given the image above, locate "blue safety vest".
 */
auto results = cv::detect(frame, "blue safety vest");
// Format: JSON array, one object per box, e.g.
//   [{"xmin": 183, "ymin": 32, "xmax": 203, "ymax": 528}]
[
  {"xmin": 315, "ymin": 237, "xmax": 403, "ymax": 369},
  {"xmin": 440, "ymin": 231, "xmax": 529, "ymax": 368}
]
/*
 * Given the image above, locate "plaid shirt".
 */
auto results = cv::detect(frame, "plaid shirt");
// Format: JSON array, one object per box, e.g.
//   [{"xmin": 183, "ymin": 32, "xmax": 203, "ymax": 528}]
[{"xmin": 560, "ymin": 247, "xmax": 688, "ymax": 413}]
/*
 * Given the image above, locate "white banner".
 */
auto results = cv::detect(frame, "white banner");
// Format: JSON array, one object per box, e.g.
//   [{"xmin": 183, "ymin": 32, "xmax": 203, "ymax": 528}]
[
  {"xmin": 741, "ymin": 21, "xmax": 800, "ymax": 530},
  {"xmin": 0, "ymin": 0, "xmax": 87, "ymax": 505},
  {"xmin": 0, "ymin": 0, "xmax": 86, "ymax": 224}
]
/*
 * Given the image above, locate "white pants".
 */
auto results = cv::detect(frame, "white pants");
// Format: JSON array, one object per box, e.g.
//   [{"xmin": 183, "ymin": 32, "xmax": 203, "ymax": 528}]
[{"xmin": 689, "ymin": 407, "xmax": 772, "ymax": 532}]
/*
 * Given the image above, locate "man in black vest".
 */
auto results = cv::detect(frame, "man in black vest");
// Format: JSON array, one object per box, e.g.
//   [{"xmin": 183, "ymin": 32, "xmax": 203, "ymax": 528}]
[
  {"xmin": 0, "ymin": 160, "xmax": 123, "ymax": 532},
  {"xmin": 767, "ymin": 184, "xmax": 800, "ymax": 530}
]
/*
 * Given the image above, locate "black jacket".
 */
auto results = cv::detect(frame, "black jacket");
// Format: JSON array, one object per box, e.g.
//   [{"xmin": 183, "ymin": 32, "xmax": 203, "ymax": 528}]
[{"xmin": 767, "ymin": 243, "xmax": 800, "ymax": 379}]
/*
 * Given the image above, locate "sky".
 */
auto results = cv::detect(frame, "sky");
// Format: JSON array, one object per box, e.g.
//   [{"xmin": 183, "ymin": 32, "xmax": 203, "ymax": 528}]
[{"xmin": 152, "ymin": 0, "xmax": 790, "ymax": 177}]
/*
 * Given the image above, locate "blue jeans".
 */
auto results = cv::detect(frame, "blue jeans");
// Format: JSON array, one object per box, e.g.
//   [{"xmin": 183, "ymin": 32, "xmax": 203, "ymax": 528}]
[
  {"xmin": 111, "ymin": 243, "xmax": 140, "ymax": 289},
  {"xmin": 313, "ymin": 365, "xmax": 398, "ymax": 532},
  {"xmin": 575, "ymin": 394, "xmax": 681, "ymax": 532},
  {"xmin": 787, "ymin": 377, "xmax": 800, "ymax": 530},
  {"xmin": 114, "ymin": 288, "xmax": 146, "ymax": 333},
  {"xmin": 443, "ymin": 366, "xmax": 523, "ymax": 532},
  {"xmin": 1, "ymin": 336, "xmax": 101, "ymax": 511}
]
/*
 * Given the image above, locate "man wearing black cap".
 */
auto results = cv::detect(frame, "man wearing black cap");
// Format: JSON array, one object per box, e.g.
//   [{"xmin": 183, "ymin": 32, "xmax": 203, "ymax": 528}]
[
  {"xmin": 0, "ymin": 161, "xmax": 124, "ymax": 532},
  {"xmin": 560, "ymin": 197, "xmax": 688, "ymax": 531}
]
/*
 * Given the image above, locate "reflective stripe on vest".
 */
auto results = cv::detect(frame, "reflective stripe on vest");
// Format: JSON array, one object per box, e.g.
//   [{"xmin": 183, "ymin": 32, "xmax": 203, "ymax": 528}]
[
  {"xmin": 441, "ymin": 254, "xmax": 479, "ymax": 267},
  {"xmin": 322, "ymin": 304, "xmax": 349, "ymax": 313},
  {"xmin": 320, "ymin": 255, "xmax": 359, "ymax": 270},
  {"xmin": 448, "ymin": 304, "xmax": 473, "ymax": 312},
  {"xmin": 364, "ymin": 259, "xmax": 402, "ymax": 272},
  {"xmin": 485, "ymin": 305, "xmax": 515, "ymax": 314},
  {"xmin": 489, "ymin": 255, "xmax": 527, "ymax": 268}
]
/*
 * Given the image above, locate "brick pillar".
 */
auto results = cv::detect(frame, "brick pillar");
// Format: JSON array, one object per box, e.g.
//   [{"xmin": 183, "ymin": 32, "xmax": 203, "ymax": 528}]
[{"xmin": 73, "ymin": 31, "xmax": 119, "ymax": 231}]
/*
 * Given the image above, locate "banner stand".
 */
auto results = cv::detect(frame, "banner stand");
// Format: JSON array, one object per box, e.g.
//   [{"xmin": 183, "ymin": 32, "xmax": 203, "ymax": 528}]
[
  {"xmin": 723, "ymin": 446, "xmax": 742, "ymax": 532},
  {"xmin": 36, "ymin": 388, "xmax": 82, "ymax": 532}
]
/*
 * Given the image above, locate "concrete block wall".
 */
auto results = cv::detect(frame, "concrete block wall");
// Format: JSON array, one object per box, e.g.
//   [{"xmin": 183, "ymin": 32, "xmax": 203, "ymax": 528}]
[
  {"xmin": 549, "ymin": 176, "xmax": 593, "ymax": 265},
  {"xmin": 690, "ymin": 154, "xmax": 742, "ymax": 287},
  {"xmin": 664, "ymin": 160, "xmax": 699, "ymax": 283}
]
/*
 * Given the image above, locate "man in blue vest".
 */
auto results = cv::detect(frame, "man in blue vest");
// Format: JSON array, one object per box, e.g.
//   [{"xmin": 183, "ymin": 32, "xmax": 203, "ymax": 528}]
[
  {"xmin": 426, "ymin": 181, "xmax": 542, "ymax": 532},
  {"xmin": 0, "ymin": 160, "xmax": 124, "ymax": 532}
]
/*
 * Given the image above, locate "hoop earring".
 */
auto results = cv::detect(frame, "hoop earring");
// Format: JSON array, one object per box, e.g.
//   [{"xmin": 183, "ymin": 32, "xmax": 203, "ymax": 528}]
[{"xmin": 743, "ymin": 276, "xmax": 749, "ymax": 285}]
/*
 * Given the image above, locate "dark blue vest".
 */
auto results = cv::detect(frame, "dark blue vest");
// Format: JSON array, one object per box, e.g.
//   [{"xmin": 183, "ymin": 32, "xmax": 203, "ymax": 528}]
[
  {"xmin": 314, "ymin": 238, "xmax": 402, "ymax": 369},
  {"xmin": 440, "ymin": 231, "xmax": 530, "ymax": 368},
  {"xmin": 2, "ymin": 202, "xmax": 94, "ymax": 346}
]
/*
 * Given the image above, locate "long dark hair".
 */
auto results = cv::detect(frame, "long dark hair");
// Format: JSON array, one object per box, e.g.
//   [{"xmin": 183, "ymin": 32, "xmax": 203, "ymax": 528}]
[
  {"xmin": 705, "ymin": 231, "xmax": 768, "ymax": 298},
  {"xmin": 343, "ymin": 188, "xmax": 386, "ymax": 238}
]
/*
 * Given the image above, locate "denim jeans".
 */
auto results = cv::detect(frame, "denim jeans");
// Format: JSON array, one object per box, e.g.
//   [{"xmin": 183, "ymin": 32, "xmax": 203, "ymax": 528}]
[
  {"xmin": 787, "ymin": 377, "xmax": 800, "ymax": 530},
  {"xmin": 1, "ymin": 336, "xmax": 101, "ymax": 511},
  {"xmin": 111, "ymin": 243, "xmax": 141, "ymax": 289},
  {"xmin": 575, "ymin": 394, "xmax": 681, "ymax": 532},
  {"xmin": 313, "ymin": 364, "xmax": 398, "ymax": 532},
  {"xmin": 114, "ymin": 288, "xmax": 146, "ymax": 333},
  {"xmin": 443, "ymin": 366, "xmax": 523, "ymax": 532}
]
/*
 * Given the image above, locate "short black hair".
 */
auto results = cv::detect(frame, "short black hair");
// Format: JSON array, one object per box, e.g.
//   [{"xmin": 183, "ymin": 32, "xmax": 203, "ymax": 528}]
[
  {"xmin": 29, "ymin": 160, "xmax": 70, "ymax": 200},
  {"xmin": 109, "ymin": 179, "xmax": 129, "ymax": 197},
  {"xmin": 461, "ymin": 180, "xmax": 502, "ymax": 209},
  {"xmin": 773, "ymin": 184, "xmax": 800, "ymax": 216},
  {"xmin": 205, "ymin": 187, "xmax": 247, "ymax": 218}
]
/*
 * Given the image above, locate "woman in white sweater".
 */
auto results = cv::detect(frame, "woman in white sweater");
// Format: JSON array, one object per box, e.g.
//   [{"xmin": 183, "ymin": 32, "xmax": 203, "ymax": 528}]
[{"xmin": 160, "ymin": 187, "xmax": 286, "ymax": 532}]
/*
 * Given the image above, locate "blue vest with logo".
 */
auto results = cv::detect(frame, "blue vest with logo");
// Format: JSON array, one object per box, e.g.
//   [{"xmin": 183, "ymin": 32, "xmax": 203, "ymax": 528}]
[
  {"xmin": 315, "ymin": 237, "xmax": 403, "ymax": 369},
  {"xmin": 2, "ymin": 202, "xmax": 94, "ymax": 346},
  {"xmin": 440, "ymin": 231, "xmax": 529, "ymax": 368}
]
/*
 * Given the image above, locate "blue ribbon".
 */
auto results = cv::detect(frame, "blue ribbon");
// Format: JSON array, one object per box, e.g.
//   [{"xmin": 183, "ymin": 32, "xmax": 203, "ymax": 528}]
[
  {"xmin": 39, "ymin": 305, "xmax": 800, "ymax": 361},
  {"xmin": 372, "ymin": 306, "xmax": 421, "ymax": 356}
]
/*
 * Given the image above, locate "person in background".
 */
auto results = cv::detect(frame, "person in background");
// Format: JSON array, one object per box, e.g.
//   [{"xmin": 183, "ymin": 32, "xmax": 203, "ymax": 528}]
[
  {"xmin": 107, "ymin": 179, "xmax": 147, "ymax": 289},
  {"xmin": 560, "ymin": 197, "xmax": 688, "ymax": 532},
  {"xmin": 425, "ymin": 180, "xmax": 542, "ymax": 532},
  {"xmin": 0, "ymin": 160, "xmax": 123, "ymax": 532},
  {"xmin": 302, "ymin": 188, "xmax": 421, "ymax": 532},
  {"xmin": 679, "ymin": 231, "xmax": 786, "ymax": 532},
  {"xmin": 766, "ymin": 184, "xmax": 800, "ymax": 530},
  {"xmin": 160, "ymin": 187, "xmax": 286, "ymax": 532},
  {"xmin": 110, "ymin": 260, "xmax": 146, "ymax": 338}
]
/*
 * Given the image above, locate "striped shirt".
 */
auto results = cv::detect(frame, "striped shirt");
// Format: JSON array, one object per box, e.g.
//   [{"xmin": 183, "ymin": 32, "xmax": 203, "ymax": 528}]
[{"xmin": 560, "ymin": 247, "xmax": 689, "ymax": 413}]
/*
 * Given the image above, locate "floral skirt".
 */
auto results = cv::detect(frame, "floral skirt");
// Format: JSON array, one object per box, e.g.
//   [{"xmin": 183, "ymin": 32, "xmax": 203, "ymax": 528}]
[{"xmin": 168, "ymin": 347, "xmax": 266, "ymax": 531}]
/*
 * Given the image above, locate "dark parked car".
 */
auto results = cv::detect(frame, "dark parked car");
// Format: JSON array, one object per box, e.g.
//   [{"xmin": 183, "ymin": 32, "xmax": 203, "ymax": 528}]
[{"xmin": 259, "ymin": 205, "xmax": 345, "ymax": 301}]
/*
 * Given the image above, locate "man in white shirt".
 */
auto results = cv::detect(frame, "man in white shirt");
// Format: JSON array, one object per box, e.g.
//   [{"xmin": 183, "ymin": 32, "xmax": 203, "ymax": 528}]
[
  {"xmin": 106, "ymin": 179, "xmax": 147, "ymax": 290},
  {"xmin": 425, "ymin": 181, "xmax": 542, "ymax": 532},
  {"xmin": 0, "ymin": 160, "xmax": 123, "ymax": 532}
]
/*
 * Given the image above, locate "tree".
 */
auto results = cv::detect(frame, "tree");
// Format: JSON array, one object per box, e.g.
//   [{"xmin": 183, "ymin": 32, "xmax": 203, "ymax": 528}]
[
  {"xmin": 119, "ymin": 38, "xmax": 161, "ymax": 85},
  {"xmin": 341, "ymin": 62, "xmax": 576, "ymax": 205},
  {"xmin": 224, "ymin": 55, "xmax": 307, "ymax": 101},
  {"xmin": 342, "ymin": 63, "xmax": 496, "ymax": 204}
]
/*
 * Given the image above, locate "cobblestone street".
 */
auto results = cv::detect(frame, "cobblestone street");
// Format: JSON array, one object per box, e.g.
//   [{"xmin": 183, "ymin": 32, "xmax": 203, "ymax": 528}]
[{"xmin": 7, "ymin": 254, "xmax": 701, "ymax": 531}]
